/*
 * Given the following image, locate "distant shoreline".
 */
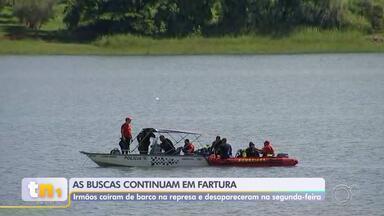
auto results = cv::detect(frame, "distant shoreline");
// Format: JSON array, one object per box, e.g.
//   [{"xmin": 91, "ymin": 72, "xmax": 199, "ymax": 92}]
[
  {"xmin": 1, "ymin": 31, "xmax": 384, "ymax": 55},
  {"xmin": 1, "ymin": 26, "xmax": 384, "ymax": 55},
  {"xmin": 1, "ymin": 50, "xmax": 384, "ymax": 56},
  {"xmin": 1, "ymin": 4, "xmax": 384, "ymax": 56},
  {"xmin": 2, "ymin": 1, "xmax": 384, "ymax": 56}
]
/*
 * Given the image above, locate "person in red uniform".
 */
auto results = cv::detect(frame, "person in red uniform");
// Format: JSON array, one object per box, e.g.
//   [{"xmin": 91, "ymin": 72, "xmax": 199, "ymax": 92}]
[
  {"xmin": 119, "ymin": 117, "xmax": 132, "ymax": 154},
  {"xmin": 261, "ymin": 140, "xmax": 275, "ymax": 157},
  {"xmin": 182, "ymin": 139, "xmax": 195, "ymax": 155}
]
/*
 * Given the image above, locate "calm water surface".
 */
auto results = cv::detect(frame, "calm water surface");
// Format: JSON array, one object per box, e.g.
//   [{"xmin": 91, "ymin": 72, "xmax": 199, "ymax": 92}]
[{"xmin": 0, "ymin": 54, "xmax": 383, "ymax": 215}]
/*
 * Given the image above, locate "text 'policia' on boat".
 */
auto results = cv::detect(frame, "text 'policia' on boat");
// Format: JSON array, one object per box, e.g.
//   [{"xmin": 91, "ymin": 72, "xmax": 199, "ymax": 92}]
[{"xmin": 76, "ymin": 180, "xmax": 237, "ymax": 189}]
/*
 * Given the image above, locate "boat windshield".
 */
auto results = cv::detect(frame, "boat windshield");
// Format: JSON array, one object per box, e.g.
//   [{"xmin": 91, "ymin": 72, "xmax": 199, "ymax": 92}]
[
  {"xmin": 151, "ymin": 128, "xmax": 202, "ymax": 144},
  {"xmin": 130, "ymin": 128, "xmax": 203, "ymax": 154}
]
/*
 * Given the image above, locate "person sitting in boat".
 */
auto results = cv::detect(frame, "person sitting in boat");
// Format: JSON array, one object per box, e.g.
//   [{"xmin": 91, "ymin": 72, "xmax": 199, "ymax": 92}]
[
  {"xmin": 245, "ymin": 142, "xmax": 260, "ymax": 158},
  {"xmin": 137, "ymin": 128, "xmax": 156, "ymax": 155},
  {"xmin": 218, "ymin": 138, "xmax": 232, "ymax": 159},
  {"xmin": 119, "ymin": 117, "xmax": 132, "ymax": 155},
  {"xmin": 261, "ymin": 140, "xmax": 275, "ymax": 157},
  {"xmin": 210, "ymin": 136, "xmax": 221, "ymax": 155},
  {"xmin": 182, "ymin": 139, "xmax": 195, "ymax": 155},
  {"xmin": 159, "ymin": 135, "xmax": 177, "ymax": 155}
]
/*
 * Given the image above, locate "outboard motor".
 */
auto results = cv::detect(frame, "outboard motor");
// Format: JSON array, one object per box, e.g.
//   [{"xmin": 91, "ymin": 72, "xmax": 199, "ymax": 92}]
[{"xmin": 277, "ymin": 153, "xmax": 289, "ymax": 158}]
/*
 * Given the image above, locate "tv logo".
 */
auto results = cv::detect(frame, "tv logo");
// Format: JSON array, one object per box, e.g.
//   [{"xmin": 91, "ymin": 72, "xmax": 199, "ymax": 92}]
[
  {"xmin": 22, "ymin": 178, "xmax": 67, "ymax": 201},
  {"xmin": 27, "ymin": 181, "xmax": 62, "ymax": 198}
]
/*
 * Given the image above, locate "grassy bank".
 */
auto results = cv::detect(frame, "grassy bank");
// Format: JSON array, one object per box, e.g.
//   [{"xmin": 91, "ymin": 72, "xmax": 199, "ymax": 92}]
[
  {"xmin": 1, "ymin": 6, "xmax": 384, "ymax": 55},
  {"xmin": 91, "ymin": 29, "xmax": 384, "ymax": 55},
  {"xmin": 1, "ymin": 30, "xmax": 384, "ymax": 55}
]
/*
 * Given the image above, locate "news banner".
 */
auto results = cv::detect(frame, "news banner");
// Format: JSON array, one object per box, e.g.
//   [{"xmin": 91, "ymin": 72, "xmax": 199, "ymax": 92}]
[{"xmin": 19, "ymin": 178, "xmax": 325, "ymax": 205}]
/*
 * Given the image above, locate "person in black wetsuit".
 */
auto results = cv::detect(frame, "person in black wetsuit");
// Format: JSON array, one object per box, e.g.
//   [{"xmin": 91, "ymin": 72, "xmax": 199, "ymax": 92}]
[
  {"xmin": 245, "ymin": 142, "xmax": 260, "ymax": 158},
  {"xmin": 137, "ymin": 128, "xmax": 156, "ymax": 155},
  {"xmin": 218, "ymin": 138, "xmax": 232, "ymax": 159},
  {"xmin": 159, "ymin": 135, "xmax": 176, "ymax": 155},
  {"xmin": 211, "ymin": 136, "xmax": 221, "ymax": 155}
]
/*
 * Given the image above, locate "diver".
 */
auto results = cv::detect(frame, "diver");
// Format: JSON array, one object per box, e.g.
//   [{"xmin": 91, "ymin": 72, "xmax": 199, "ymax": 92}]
[
  {"xmin": 211, "ymin": 136, "xmax": 221, "ymax": 155},
  {"xmin": 182, "ymin": 139, "xmax": 195, "ymax": 155},
  {"xmin": 218, "ymin": 138, "xmax": 232, "ymax": 159},
  {"xmin": 137, "ymin": 128, "xmax": 156, "ymax": 155},
  {"xmin": 245, "ymin": 142, "xmax": 260, "ymax": 157},
  {"xmin": 159, "ymin": 135, "xmax": 176, "ymax": 155}
]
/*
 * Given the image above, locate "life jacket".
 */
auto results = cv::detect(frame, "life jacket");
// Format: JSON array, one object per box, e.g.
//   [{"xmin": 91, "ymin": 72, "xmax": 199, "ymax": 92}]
[
  {"xmin": 121, "ymin": 123, "xmax": 132, "ymax": 139},
  {"xmin": 185, "ymin": 143, "xmax": 195, "ymax": 154},
  {"xmin": 262, "ymin": 144, "xmax": 274, "ymax": 157}
]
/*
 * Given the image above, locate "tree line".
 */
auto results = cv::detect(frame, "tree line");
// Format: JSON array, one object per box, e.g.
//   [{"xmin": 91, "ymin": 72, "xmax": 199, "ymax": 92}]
[{"xmin": 2, "ymin": 0, "xmax": 384, "ymax": 37}]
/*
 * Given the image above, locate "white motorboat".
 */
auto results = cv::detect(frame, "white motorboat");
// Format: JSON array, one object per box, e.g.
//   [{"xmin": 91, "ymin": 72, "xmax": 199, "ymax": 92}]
[
  {"xmin": 80, "ymin": 152, "xmax": 209, "ymax": 167},
  {"xmin": 81, "ymin": 128, "xmax": 210, "ymax": 167}
]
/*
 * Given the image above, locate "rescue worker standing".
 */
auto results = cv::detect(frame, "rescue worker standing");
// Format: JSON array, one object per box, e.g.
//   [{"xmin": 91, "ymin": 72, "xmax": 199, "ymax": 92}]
[{"xmin": 120, "ymin": 117, "xmax": 132, "ymax": 154}]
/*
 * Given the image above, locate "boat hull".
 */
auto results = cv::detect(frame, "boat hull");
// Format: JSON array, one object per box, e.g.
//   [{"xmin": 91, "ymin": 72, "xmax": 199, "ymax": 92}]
[
  {"xmin": 80, "ymin": 151, "xmax": 209, "ymax": 167},
  {"xmin": 207, "ymin": 155, "xmax": 298, "ymax": 167}
]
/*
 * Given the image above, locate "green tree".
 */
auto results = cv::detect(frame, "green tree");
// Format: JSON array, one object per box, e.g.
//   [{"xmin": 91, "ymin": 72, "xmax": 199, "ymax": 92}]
[
  {"xmin": 153, "ymin": 0, "xmax": 213, "ymax": 36},
  {"xmin": 63, "ymin": 0, "xmax": 213, "ymax": 36},
  {"xmin": 371, "ymin": 4, "xmax": 384, "ymax": 31},
  {"xmin": 300, "ymin": 0, "xmax": 349, "ymax": 28},
  {"xmin": 13, "ymin": 0, "xmax": 55, "ymax": 29},
  {"xmin": 217, "ymin": 0, "xmax": 248, "ymax": 33},
  {"xmin": 248, "ymin": 0, "xmax": 303, "ymax": 33},
  {"xmin": 64, "ymin": 0, "xmax": 151, "ymax": 33},
  {"xmin": 62, "ymin": 0, "xmax": 384, "ymax": 37},
  {"xmin": 0, "ymin": 0, "xmax": 9, "ymax": 9},
  {"xmin": 63, "ymin": 0, "xmax": 104, "ymax": 30}
]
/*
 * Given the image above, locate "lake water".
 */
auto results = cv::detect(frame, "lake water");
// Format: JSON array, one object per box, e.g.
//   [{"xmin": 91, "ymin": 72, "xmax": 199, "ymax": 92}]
[{"xmin": 0, "ymin": 54, "xmax": 383, "ymax": 215}]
